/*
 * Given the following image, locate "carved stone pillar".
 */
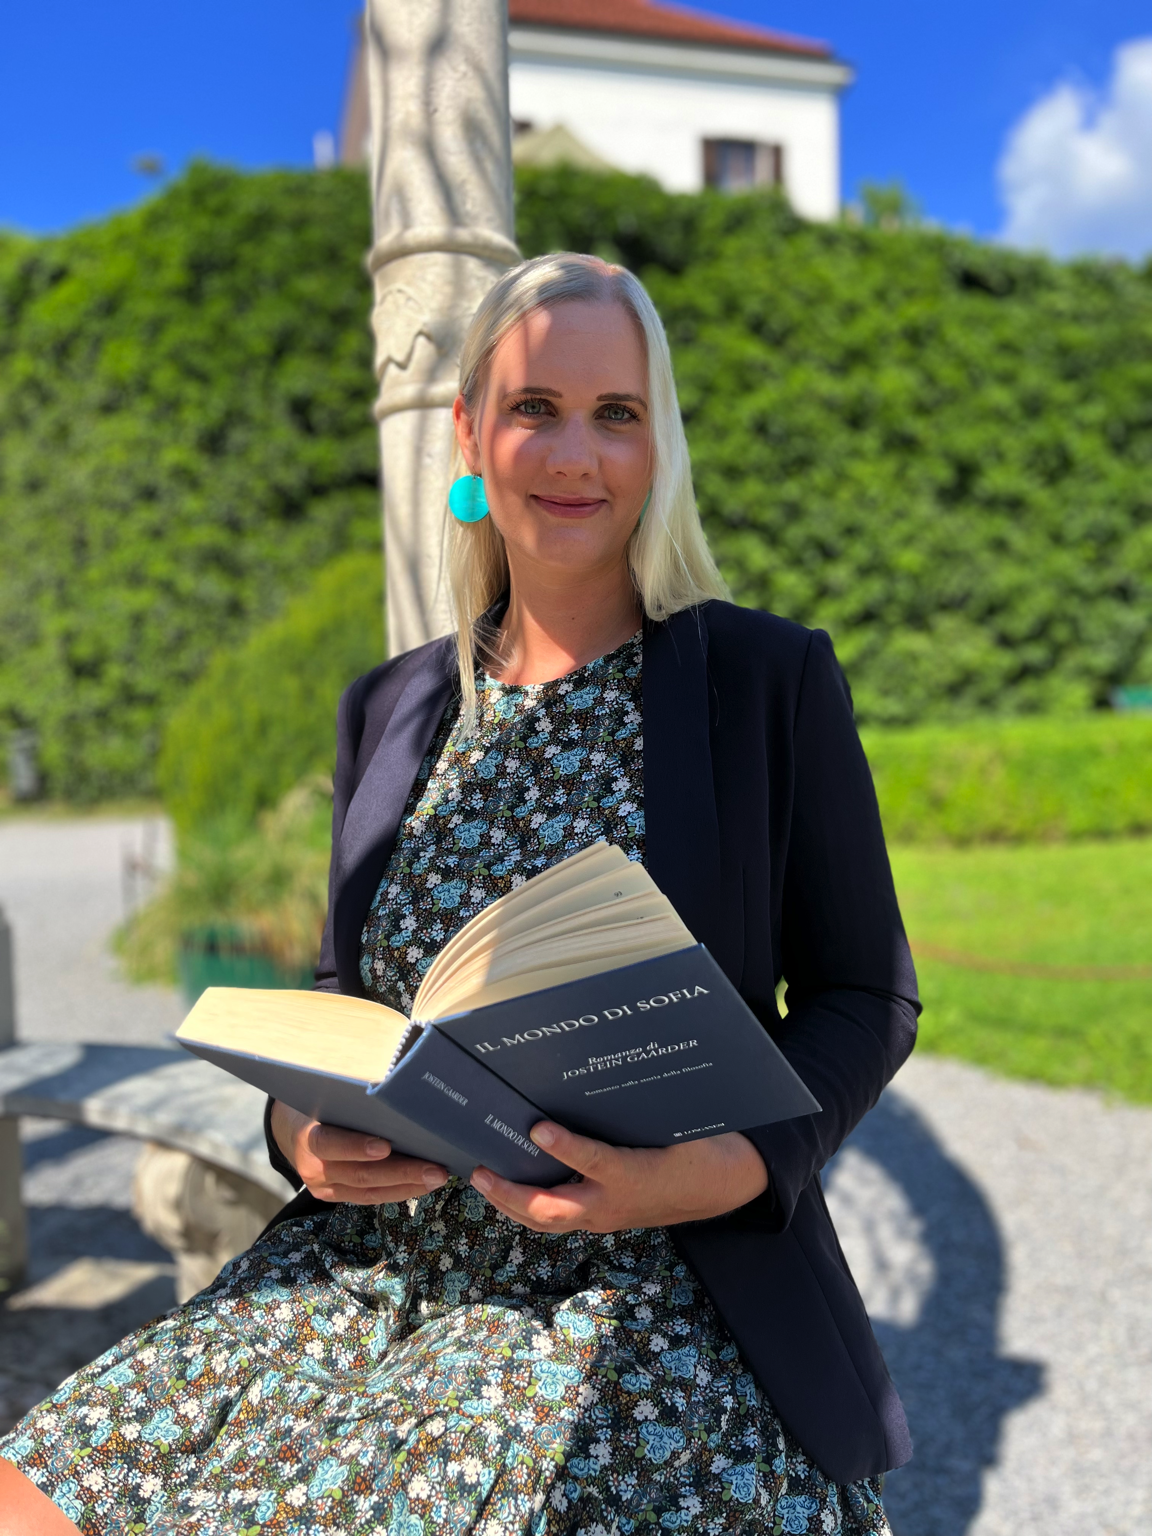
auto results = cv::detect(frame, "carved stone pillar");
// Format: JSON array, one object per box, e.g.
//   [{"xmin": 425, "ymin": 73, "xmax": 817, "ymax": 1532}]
[{"xmin": 364, "ymin": 0, "xmax": 519, "ymax": 655}]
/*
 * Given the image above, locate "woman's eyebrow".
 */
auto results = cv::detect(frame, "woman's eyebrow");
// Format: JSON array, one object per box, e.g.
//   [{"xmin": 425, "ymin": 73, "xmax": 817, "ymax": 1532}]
[{"xmin": 499, "ymin": 386, "xmax": 647, "ymax": 407}]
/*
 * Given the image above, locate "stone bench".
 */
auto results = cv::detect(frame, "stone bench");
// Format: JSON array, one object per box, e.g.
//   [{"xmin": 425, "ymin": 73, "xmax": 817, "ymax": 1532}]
[{"xmin": 0, "ymin": 1040, "xmax": 295, "ymax": 1303}]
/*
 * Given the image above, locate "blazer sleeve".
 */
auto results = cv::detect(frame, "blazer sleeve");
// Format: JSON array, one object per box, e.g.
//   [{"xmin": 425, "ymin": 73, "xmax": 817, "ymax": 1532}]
[
  {"xmin": 264, "ymin": 676, "xmax": 365, "ymax": 1189},
  {"xmin": 735, "ymin": 628, "xmax": 920, "ymax": 1232}
]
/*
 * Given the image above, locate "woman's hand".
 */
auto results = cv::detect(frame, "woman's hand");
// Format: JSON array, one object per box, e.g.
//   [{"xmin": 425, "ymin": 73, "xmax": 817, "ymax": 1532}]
[
  {"xmin": 469, "ymin": 1122, "xmax": 769, "ymax": 1233},
  {"xmin": 269, "ymin": 1099, "xmax": 449, "ymax": 1204}
]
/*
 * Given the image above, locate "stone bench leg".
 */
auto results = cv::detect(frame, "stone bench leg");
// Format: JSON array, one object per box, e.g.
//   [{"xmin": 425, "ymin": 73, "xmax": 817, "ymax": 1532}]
[
  {"xmin": 131, "ymin": 1144, "xmax": 287, "ymax": 1304},
  {"xmin": 0, "ymin": 910, "xmax": 25, "ymax": 1293},
  {"xmin": 0, "ymin": 1116, "xmax": 28, "ymax": 1294}
]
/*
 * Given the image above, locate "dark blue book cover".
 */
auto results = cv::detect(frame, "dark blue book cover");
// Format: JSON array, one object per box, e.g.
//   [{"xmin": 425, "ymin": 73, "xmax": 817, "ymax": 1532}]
[
  {"xmin": 179, "ymin": 945, "xmax": 818, "ymax": 1190},
  {"xmin": 376, "ymin": 1029, "xmax": 571, "ymax": 1184},
  {"xmin": 179, "ymin": 1031, "xmax": 570, "ymax": 1185},
  {"xmin": 431, "ymin": 944, "xmax": 820, "ymax": 1146}
]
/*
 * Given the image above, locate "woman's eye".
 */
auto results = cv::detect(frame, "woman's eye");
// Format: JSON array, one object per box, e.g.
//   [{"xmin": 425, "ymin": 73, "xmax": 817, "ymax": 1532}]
[
  {"xmin": 602, "ymin": 404, "xmax": 635, "ymax": 423},
  {"xmin": 516, "ymin": 398, "xmax": 548, "ymax": 417}
]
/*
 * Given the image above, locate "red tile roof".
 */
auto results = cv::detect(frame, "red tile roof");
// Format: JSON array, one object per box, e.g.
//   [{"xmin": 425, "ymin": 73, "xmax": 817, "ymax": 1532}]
[{"xmin": 509, "ymin": 0, "xmax": 830, "ymax": 59}]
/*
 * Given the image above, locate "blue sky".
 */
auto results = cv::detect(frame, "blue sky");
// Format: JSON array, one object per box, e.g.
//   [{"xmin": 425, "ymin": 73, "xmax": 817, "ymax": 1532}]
[
  {"xmin": 711, "ymin": 0, "xmax": 1151, "ymax": 254},
  {"xmin": 1, "ymin": 1, "xmax": 1148, "ymax": 255}
]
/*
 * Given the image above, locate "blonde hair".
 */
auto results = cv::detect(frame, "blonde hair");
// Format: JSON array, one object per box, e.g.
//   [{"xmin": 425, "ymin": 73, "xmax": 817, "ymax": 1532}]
[{"xmin": 448, "ymin": 251, "xmax": 728, "ymax": 727}]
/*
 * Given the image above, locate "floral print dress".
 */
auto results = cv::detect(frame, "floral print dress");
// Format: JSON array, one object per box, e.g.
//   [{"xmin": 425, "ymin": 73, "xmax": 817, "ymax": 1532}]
[{"xmin": 1, "ymin": 634, "xmax": 891, "ymax": 1536}]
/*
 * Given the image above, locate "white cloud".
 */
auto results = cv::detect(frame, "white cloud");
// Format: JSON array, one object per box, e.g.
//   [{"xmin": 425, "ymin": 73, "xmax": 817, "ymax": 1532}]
[{"xmin": 997, "ymin": 37, "xmax": 1152, "ymax": 262}]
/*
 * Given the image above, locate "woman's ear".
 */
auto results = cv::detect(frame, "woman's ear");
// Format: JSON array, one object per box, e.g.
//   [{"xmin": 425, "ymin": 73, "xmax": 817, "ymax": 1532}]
[{"xmin": 452, "ymin": 394, "xmax": 480, "ymax": 474}]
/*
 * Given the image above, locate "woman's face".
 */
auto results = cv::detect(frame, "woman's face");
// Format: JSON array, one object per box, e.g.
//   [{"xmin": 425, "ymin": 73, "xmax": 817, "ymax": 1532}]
[{"xmin": 454, "ymin": 299, "xmax": 651, "ymax": 582}]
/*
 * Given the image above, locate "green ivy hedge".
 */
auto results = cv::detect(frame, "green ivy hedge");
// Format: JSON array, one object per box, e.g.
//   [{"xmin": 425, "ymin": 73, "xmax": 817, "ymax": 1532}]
[
  {"xmin": 159, "ymin": 550, "xmax": 383, "ymax": 835},
  {"xmin": 4, "ymin": 161, "xmax": 1152, "ymax": 802},
  {"xmin": 161, "ymin": 543, "xmax": 1151, "ymax": 847},
  {"xmin": 516, "ymin": 167, "xmax": 1152, "ymax": 725},
  {"xmin": 862, "ymin": 712, "xmax": 1152, "ymax": 844},
  {"xmin": 0, "ymin": 164, "xmax": 379, "ymax": 801}
]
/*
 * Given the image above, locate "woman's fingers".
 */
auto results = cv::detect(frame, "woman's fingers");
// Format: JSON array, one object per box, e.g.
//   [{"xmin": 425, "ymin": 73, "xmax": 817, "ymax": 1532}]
[
  {"xmin": 311, "ymin": 1177, "xmax": 433, "ymax": 1205},
  {"xmin": 468, "ymin": 1127, "xmax": 770, "ymax": 1232},
  {"xmin": 303, "ymin": 1122, "xmax": 392, "ymax": 1164},
  {"xmin": 306, "ymin": 1158, "xmax": 448, "ymax": 1203},
  {"xmin": 334, "ymin": 1152, "xmax": 446, "ymax": 1191},
  {"xmin": 466, "ymin": 1123, "xmax": 623, "ymax": 1231},
  {"xmin": 295, "ymin": 1122, "xmax": 448, "ymax": 1202},
  {"xmin": 272, "ymin": 1106, "xmax": 451, "ymax": 1204},
  {"xmin": 471, "ymin": 1167, "xmax": 597, "ymax": 1231},
  {"xmin": 470, "ymin": 1125, "xmax": 616, "ymax": 1231},
  {"xmin": 529, "ymin": 1121, "xmax": 612, "ymax": 1177}
]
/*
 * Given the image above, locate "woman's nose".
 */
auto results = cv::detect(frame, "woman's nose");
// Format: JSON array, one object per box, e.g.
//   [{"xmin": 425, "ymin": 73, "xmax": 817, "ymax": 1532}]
[{"xmin": 545, "ymin": 414, "xmax": 598, "ymax": 476}]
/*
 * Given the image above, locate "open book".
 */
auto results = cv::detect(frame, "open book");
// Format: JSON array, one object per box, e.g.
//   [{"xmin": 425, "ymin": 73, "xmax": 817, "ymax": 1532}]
[{"xmin": 177, "ymin": 842, "xmax": 819, "ymax": 1186}]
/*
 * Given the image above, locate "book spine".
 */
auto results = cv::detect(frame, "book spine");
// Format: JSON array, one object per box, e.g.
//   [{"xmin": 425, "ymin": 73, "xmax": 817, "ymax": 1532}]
[{"xmin": 376, "ymin": 1029, "xmax": 572, "ymax": 1187}]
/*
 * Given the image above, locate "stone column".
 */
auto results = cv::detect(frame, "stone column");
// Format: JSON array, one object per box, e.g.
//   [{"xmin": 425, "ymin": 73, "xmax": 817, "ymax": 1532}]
[
  {"xmin": 0, "ymin": 905, "xmax": 28, "ymax": 1293},
  {"xmin": 364, "ymin": 0, "xmax": 520, "ymax": 655}
]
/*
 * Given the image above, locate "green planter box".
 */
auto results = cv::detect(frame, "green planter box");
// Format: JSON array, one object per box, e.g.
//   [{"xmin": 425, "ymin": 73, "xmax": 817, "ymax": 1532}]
[{"xmin": 178, "ymin": 926, "xmax": 315, "ymax": 1006}]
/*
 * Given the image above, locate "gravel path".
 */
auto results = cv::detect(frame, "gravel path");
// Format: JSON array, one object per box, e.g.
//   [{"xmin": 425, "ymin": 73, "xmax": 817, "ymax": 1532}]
[
  {"xmin": 0, "ymin": 814, "xmax": 183, "ymax": 1046},
  {"xmin": 826, "ymin": 1055, "xmax": 1152, "ymax": 1535},
  {"xmin": 0, "ymin": 816, "xmax": 185, "ymax": 1431},
  {"xmin": 1, "ymin": 815, "xmax": 1149, "ymax": 1531}
]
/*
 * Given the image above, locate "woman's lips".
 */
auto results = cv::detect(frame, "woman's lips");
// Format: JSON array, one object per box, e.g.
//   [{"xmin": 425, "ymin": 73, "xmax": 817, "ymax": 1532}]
[{"xmin": 532, "ymin": 495, "xmax": 606, "ymax": 519}]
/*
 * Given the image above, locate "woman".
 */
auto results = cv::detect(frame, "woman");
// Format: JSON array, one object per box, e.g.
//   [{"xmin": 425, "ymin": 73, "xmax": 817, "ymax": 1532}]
[{"xmin": 1, "ymin": 253, "xmax": 918, "ymax": 1535}]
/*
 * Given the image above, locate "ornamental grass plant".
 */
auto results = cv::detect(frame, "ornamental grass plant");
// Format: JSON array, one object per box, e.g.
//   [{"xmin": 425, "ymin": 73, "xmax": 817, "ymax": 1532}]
[{"xmin": 116, "ymin": 775, "xmax": 333, "ymax": 988}]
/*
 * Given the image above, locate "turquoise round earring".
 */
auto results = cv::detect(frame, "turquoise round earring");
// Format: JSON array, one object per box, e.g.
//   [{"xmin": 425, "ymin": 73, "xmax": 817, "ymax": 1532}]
[{"xmin": 448, "ymin": 474, "xmax": 489, "ymax": 523}]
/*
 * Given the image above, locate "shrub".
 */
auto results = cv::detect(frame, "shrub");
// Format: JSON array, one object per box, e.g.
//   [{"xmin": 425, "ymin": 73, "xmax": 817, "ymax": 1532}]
[
  {"xmin": 0, "ymin": 163, "xmax": 378, "ymax": 801},
  {"xmin": 863, "ymin": 712, "xmax": 1152, "ymax": 844},
  {"xmin": 118, "ymin": 776, "xmax": 333, "ymax": 985},
  {"xmin": 6, "ymin": 162, "xmax": 1152, "ymax": 803},
  {"xmin": 519, "ymin": 167, "xmax": 1152, "ymax": 725},
  {"xmin": 159, "ymin": 550, "xmax": 383, "ymax": 835}
]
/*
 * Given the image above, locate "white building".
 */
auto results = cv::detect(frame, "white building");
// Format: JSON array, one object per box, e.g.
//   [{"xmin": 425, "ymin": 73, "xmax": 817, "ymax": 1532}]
[{"xmin": 341, "ymin": 0, "xmax": 852, "ymax": 221}]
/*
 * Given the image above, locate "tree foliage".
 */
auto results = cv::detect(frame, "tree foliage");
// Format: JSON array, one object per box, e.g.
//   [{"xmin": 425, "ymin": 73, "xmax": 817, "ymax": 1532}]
[
  {"xmin": 517, "ymin": 166, "xmax": 1152, "ymax": 724},
  {"xmin": 0, "ymin": 164, "xmax": 379, "ymax": 800},
  {"xmin": 3, "ymin": 161, "xmax": 1151, "ymax": 804},
  {"xmin": 160, "ymin": 550, "xmax": 383, "ymax": 835}
]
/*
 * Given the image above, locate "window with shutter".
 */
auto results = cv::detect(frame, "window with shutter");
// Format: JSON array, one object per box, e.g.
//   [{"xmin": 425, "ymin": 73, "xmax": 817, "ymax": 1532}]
[{"xmin": 702, "ymin": 139, "xmax": 784, "ymax": 192}]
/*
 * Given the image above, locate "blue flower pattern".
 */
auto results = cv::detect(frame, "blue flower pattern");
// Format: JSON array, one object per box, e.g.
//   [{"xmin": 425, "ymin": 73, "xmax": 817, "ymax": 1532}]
[
  {"xmin": 360, "ymin": 633, "xmax": 646, "ymax": 1013},
  {"xmin": 1, "ymin": 632, "xmax": 890, "ymax": 1536}
]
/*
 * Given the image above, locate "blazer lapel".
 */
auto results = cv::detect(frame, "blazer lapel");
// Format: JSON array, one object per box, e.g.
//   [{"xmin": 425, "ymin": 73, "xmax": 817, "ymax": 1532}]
[
  {"xmin": 644, "ymin": 607, "xmax": 741, "ymax": 983},
  {"xmin": 333, "ymin": 638, "xmax": 457, "ymax": 995}
]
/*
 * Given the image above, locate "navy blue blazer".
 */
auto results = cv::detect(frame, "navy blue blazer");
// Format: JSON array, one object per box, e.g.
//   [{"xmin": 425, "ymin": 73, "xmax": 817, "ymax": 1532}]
[{"xmin": 264, "ymin": 600, "xmax": 920, "ymax": 1484}]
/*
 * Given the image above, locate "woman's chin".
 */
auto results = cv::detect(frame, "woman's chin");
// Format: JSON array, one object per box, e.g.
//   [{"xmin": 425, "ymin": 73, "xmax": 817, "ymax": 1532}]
[
  {"xmin": 497, "ymin": 516, "xmax": 620, "ymax": 568},
  {"xmin": 526, "ymin": 537, "xmax": 629, "ymax": 577}
]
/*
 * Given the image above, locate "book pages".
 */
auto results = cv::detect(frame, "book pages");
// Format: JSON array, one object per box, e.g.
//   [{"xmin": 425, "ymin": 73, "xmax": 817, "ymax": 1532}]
[
  {"xmin": 415, "ymin": 889, "xmax": 673, "ymax": 1014},
  {"xmin": 177, "ymin": 845, "xmax": 697, "ymax": 1074},
  {"xmin": 418, "ymin": 842, "xmax": 630, "ymax": 995},
  {"xmin": 423, "ymin": 930, "xmax": 695, "ymax": 1017},
  {"xmin": 177, "ymin": 988, "xmax": 410, "ymax": 1082},
  {"xmin": 412, "ymin": 843, "xmax": 693, "ymax": 1021}
]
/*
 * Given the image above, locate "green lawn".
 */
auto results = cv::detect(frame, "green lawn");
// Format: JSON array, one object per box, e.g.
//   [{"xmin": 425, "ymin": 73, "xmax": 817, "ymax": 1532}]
[{"xmin": 889, "ymin": 837, "xmax": 1152, "ymax": 1102}]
